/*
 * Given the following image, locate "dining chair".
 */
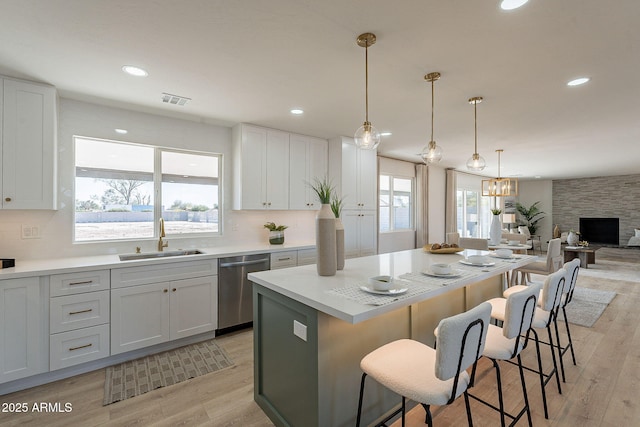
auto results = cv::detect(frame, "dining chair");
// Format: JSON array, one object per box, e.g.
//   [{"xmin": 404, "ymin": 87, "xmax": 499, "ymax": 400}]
[
  {"xmin": 518, "ymin": 226, "xmax": 542, "ymax": 253},
  {"xmin": 356, "ymin": 302, "xmax": 492, "ymax": 427},
  {"xmin": 510, "ymin": 238, "xmax": 562, "ymax": 286},
  {"xmin": 459, "ymin": 237, "xmax": 489, "ymax": 250},
  {"xmin": 446, "ymin": 232, "xmax": 460, "ymax": 246}
]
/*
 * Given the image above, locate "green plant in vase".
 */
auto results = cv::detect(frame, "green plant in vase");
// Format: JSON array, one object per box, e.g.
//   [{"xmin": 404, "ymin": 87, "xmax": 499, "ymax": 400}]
[
  {"xmin": 309, "ymin": 177, "xmax": 334, "ymax": 205},
  {"xmin": 515, "ymin": 201, "xmax": 545, "ymax": 235},
  {"xmin": 264, "ymin": 222, "xmax": 288, "ymax": 245},
  {"xmin": 491, "ymin": 208, "xmax": 502, "ymax": 215}
]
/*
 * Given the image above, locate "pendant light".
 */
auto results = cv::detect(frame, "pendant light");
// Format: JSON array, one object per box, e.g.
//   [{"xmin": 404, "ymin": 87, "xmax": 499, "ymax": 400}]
[
  {"xmin": 420, "ymin": 72, "xmax": 443, "ymax": 163},
  {"xmin": 482, "ymin": 149, "xmax": 519, "ymax": 196},
  {"xmin": 466, "ymin": 96, "xmax": 486, "ymax": 171},
  {"xmin": 354, "ymin": 33, "xmax": 381, "ymax": 150}
]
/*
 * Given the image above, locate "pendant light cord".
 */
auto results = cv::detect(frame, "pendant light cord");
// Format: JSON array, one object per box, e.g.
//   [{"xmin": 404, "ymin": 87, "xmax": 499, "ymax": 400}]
[
  {"xmin": 474, "ymin": 101, "xmax": 478, "ymax": 155},
  {"xmin": 430, "ymin": 79, "xmax": 434, "ymax": 142},
  {"xmin": 364, "ymin": 43, "xmax": 369, "ymax": 122}
]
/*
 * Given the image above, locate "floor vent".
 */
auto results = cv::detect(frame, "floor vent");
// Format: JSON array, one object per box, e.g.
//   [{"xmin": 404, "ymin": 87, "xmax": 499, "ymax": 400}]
[{"xmin": 161, "ymin": 93, "xmax": 191, "ymax": 106}]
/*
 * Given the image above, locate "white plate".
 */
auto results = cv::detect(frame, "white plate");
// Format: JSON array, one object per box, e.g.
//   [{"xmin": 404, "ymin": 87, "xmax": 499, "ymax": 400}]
[
  {"xmin": 489, "ymin": 253, "xmax": 516, "ymax": 259},
  {"xmin": 359, "ymin": 286, "xmax": 408, "ymax": 295},
  {"xmin": 459, "ymin": 260, "xmax": 496, "ymax": 267},
  {"xmin": 422, "ymin": 268, "xmax": 465, "ymax": 278}
]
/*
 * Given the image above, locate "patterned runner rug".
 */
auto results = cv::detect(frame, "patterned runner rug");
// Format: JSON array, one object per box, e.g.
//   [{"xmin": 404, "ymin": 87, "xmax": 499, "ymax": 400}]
[{"xmin": 103, "ymin": 339, "xmax": 233, "ymax": 405}]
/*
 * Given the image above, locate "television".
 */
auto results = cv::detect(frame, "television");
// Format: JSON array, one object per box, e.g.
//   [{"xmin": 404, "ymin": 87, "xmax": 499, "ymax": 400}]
[{"xmin": 579, "ymin": 218, "xmax": 619, "ymax": 245}]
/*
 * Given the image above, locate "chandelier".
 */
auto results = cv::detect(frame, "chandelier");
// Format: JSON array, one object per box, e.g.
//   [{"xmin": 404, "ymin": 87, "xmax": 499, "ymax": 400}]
[{"xmin": 482, "ymin": 149, "xmax": 519, "ymax": 196}]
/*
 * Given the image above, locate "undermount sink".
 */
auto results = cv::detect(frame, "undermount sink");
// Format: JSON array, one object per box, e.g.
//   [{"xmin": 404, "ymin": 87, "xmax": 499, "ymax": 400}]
[{"xmin": 118, "ymin": 249, "xmax": 204, "ymax": 261}]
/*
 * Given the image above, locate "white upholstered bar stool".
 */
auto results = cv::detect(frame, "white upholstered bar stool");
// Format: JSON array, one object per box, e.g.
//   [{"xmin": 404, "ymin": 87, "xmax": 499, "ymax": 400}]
[
  {"xmin": 459, "ymin": 237, "xmax": 489, "ymax": 250},
  {"xmin": 468, "ymin": 283, "xmax": 541, "ymax": 427},
  {"xmin": 503, "ymin": 258, "xmax": 581, "ymax": 383},
  {"xmin": 488, "ymin": 269, "xmax": 566, "ymax": 419},
  {"xmin": 356, "ymin": 303, "xmax": 492, "ymax": 427}
]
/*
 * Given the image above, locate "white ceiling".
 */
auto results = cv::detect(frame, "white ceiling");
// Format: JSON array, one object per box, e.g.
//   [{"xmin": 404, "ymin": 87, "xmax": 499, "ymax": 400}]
[{"xmin": 1, "ymin": 0, "xmax": 638, "ymax": 180}]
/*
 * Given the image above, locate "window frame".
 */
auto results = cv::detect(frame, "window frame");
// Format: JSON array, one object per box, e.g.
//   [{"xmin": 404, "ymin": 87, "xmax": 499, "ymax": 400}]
[
  {"xmin": 379, "ymin": 174, "xmax": 415, "ymax": 233},
  {"xmin": 73, "ymin": 136, "xmax": 222, "ymax": 243}
]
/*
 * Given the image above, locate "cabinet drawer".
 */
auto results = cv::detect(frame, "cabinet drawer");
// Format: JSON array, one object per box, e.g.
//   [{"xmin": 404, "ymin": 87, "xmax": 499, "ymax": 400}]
[
  {"xmin": 50, "ymin": 324, "xmax": 110, "ymax": 370},
  {"xmin": 111, "ymin": 259, "xmax": 217, "ymax": 288},
  {"xmin": 270, "ymin": 251, "xmax": 297, "ymax": 269},
  {"xmin": 50, "ymin": 290, "xmax": 109, "ymax": 333},
  {"xmin": 297, "ymin": 248, "xmax": 317, "ymax": 266},
  {"xmin": 50, "ymin": 270, "xmax": 110, "ymax": 296}
]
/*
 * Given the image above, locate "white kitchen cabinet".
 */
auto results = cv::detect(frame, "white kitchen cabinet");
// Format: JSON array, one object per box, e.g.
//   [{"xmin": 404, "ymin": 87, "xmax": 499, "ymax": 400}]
[
  {"xmin": 270, "ymin": 251, "xmax": 298, "ymax": 269},
  {"xmin": 111, "ymin": 275, "xmax": 217, "ymax": 354},
  {"xmin": 297, "ymin": 248, "xmax": 317, "ymax": 266},
  {"xmin": 334, "ymin": 137, "xmax": 377, "ymax": 210},
  {"xmin": 0, "ymin": 277, "xmax": 48, "ymax": 384},
  {"xmin": 1, "ymin": 77, "xmax": 57, "ymax": 210},
  {"xmin": 233, "ymin": 124, "xmax": 290, "ymax": 210},
  {"xmin": 342, "ymin": 210, "xmax": 377, "ymax": 259},
  {"xmin": 289, "ymin": 134, "xmax": 327, "ymax": 210}
]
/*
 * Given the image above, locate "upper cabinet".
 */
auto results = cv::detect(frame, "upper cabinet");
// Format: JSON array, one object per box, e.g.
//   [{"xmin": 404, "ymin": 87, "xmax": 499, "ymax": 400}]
[
  {"xmin": 329, "ymin": 136, "xmax": 377, "ymax": 211},
  {"xmin": 1, "ymin": 77, "xmax": 57, "ymax": 210},
  {"xmin": 289, "ymin": 134, "xmax": 327, "ymax": 210},
  {"xmin": 233, "ymin": 124, "xmax": 290, "ymax": 210},
  {"xmin": 233, "ymin": 124, "xmax": 328, "ymax": 211}
]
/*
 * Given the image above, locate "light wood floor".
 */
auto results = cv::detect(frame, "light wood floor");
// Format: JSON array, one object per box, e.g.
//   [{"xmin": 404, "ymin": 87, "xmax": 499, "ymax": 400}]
[{"xmin": 1, "ymin": 255, "xmax": 638, "ymax": 427}]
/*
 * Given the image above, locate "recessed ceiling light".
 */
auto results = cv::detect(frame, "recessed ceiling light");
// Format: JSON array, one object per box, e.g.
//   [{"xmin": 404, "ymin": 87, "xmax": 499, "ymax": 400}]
[
  {"xmin": 114, "ymin": 128, "xmax": 128, "ymax": 134},
  {"xmin": 500, "ymin": 0, "xmax": 529, "ymax": 10},
  {"xmin": 380, "ymin": 132, "xmax": 392, "ymax": 136},
  {"xmin": 567, "ymin": 77, "xmax": 590, "ymax": 86},
  {"xmin": 290, "ymin": 109, "xmax": 304, "ymax": 115},
  {"xmin": 122, "ymin": 65, "xmax": 148, "ymax": 77}
]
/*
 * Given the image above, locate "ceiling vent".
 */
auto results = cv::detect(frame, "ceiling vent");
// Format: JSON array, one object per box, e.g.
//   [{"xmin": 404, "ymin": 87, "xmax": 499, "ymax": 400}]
[{"xmin": 161, "ymin": 93, "xmax": 191, "ymax": 106}]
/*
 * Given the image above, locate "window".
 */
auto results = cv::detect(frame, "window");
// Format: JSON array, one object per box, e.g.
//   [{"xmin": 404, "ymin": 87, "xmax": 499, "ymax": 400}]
[
  {"xmin": 456, "ymin": 189, "xmax": 491, "ymax": 238},
  {"xmin": 74, "ymin": 137, "xmax": 221, "ymax": 242},
  {"xmin": 379, "ymin": 175, "xmax": 413, "ymax": 232}
]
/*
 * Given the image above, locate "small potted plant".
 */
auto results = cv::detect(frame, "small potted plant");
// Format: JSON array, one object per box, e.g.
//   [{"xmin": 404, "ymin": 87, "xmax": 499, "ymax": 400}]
[{"xmin": 264, "ymin": 222, "xmax": 288, "ymax": 245}]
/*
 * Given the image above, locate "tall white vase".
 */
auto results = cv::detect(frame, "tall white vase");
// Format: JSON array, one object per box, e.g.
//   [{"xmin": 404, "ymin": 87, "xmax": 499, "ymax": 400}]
[
  {"xmin": 316, "ymin": 204, "xmax": 337, "ymax": 276},
  {"xmin": 335, "ymin": 218, "xmax": 345, "ymax": 271},
  {"xmin": 490, "ymin": 214, "xmax": 502, "ymax": 245}
]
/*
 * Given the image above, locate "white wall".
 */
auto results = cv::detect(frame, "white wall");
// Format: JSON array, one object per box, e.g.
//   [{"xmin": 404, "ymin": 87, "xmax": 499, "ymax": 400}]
[
  {"xmin": 0, "ymin": 99, "xmax": 316, "ymax": 260},
  {"xmin": 517, "ymin": 179, "xmax": 553, "ymax": 249}
]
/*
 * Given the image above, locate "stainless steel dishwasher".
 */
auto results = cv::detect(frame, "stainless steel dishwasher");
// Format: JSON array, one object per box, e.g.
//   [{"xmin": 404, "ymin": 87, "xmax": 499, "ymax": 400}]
[{"xmin": 217, "ymin": 253, "xmax": 270, "ymax": 333}]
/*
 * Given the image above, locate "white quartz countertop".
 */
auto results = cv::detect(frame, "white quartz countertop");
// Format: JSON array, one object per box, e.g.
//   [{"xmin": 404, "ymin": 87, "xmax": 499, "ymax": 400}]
[
  {"xmin": 248, "ymin": 248, "xmax": 537, "ymax": 324},
  {"xmin": 0, "ymin": 241, "xmax": 315, "ymax": 280}
]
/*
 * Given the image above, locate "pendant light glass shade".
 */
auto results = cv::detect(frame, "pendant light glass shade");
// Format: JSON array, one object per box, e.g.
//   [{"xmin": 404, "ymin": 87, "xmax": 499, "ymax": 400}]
[
  {"xmin": 482, "ymin": 149, "xmax": 519, "ymax": 196},
  {"xmin": 420, "ymin": 72, "xmax": 442, "ymax": 163},
  {"xmin": 466, "ymin": 96, "xmax": 486, "ymax": 171},
  {"xmin": 354, "ymin": 33, "xmax": 380, "ymax": 150}
]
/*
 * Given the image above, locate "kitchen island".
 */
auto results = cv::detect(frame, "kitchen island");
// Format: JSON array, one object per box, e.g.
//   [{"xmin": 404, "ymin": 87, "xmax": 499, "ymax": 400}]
[{"xmin": 248, "ymin": 248, "xmax": 536, "ymax": 427}]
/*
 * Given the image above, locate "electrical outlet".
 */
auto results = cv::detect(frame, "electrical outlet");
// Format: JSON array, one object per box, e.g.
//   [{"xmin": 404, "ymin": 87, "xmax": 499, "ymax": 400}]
[
  {"xmin": 293, "ymin": 320, "xmax": 307, "ymax": 342},
  {"xmin": 21, "ymin": 225, "xmax": 41, "ymax": 239}
]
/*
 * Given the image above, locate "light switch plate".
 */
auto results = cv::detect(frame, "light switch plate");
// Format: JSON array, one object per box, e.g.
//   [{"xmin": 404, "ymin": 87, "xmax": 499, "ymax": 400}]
[{"xmin": 293, "ymin": 320, "xmax": 307, "ymax": 342}]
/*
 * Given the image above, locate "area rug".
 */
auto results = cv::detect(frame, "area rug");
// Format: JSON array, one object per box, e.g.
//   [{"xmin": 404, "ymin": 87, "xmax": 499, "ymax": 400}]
[
  {"xmin": 558, "ymin": 287, "xmax": 617, "ymax": 328},
  {"xmin": 103, "ymin": 339, "xmax": 234, "ymax": 405}
]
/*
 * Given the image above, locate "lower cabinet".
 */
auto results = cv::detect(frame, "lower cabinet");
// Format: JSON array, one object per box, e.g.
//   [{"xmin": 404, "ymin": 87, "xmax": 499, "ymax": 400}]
[
  {"xmin": 111, "ymin": 275, "xmax": 217, "ymax": 355},
  {"xmin": 342, "ymin": 210, "xmax": 377, "ymax": 258},
  {"xmin": 0, "ymin": 277, "xmax": 48, "ymax": 384}
]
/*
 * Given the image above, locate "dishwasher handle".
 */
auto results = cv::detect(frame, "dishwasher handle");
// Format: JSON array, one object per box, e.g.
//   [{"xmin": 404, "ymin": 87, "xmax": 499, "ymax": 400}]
[{"xmin": 219, "ymin": 258, "xmax": 270, "ymax": 268}]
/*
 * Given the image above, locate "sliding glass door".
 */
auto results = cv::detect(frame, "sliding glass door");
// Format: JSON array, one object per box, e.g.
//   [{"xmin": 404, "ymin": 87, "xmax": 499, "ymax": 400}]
[{"xmin": 456, "ymin": 189, "xmax": 491, "ymax": 238}]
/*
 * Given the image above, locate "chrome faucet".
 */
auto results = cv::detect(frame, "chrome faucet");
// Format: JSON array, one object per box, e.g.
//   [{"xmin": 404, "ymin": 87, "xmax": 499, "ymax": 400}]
[{"xmin": 158, "ymin": 218, "xmax": 168, "ymax": 251}]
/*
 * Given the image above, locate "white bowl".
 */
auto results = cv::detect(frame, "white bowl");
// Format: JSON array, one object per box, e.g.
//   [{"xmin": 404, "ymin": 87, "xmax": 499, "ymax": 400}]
[
  {"xmin": 495, "ymin": 249, "xmax": 513, "ymax": 258},
  {"xmin": 430, "ymin": 263, "xmax": 452, "ymax": 275},
  {"xmin": 467, "ymin": 255, "xmax": 488, "ymax": 265},
  {"xmin": 508, "ymin": 240, "xmax": 520, "ymax": 246},
  {"xmin": 368, "ymin": 275, "xmax": 394, "ymax": 291}
]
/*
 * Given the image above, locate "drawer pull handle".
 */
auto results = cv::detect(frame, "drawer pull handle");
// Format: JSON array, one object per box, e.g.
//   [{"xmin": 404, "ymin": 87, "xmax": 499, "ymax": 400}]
[
  {"xmin": 278, "ymin": 257, "xmax": 291, "ymax": 261},
  {"xmin": 69, "ymin": 308, "xmax": 93, "ymax": 315},
  {"xmin": 69, "ymin": 280, "xmax": 93, "ymax": 286},
  {"xmin": 69, "ymin": 343, "xmax": 92, "ymax": 351}
]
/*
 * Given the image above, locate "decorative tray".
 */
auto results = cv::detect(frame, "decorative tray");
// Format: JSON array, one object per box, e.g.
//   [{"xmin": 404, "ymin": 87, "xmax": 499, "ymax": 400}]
[{"xmin": 423, "ymin": 245, "xmax": 464, "ymax": 254}]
